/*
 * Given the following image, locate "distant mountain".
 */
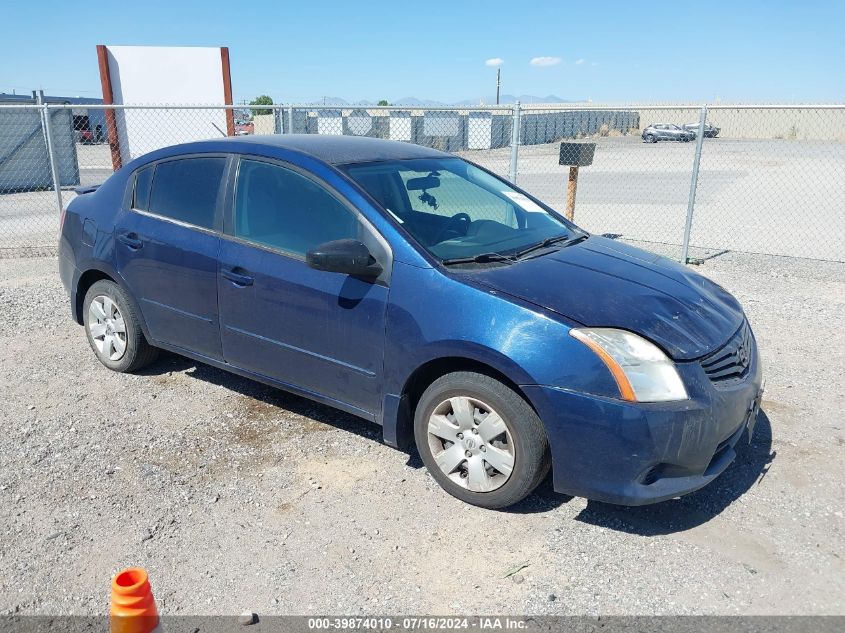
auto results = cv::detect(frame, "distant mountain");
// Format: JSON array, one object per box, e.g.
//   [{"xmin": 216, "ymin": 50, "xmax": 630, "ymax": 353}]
[
  {"xmin": 391, "ymin": 96, "xmax": 448, "ymax": 107},
  {"xmin": 395, "ymin": 94, "xmax": 573, "ymax": 106},
  {"xmin": 515, "ymin": 94, "xmax": 571, "ymax": 104},
  {"xmin": 302, "ymin": 96, "xmax": 350, "ymax": 106},
  {"xmin": 295, "ymin": 94, "xmax": 574, "ymax": 107},
  {"xmin": 470, "ymin": 94, "xmax": 572, "ymax": 105}
]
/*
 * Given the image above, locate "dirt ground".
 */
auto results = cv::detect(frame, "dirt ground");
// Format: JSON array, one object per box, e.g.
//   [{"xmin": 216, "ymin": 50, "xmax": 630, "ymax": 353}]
[{"xmin": 0, "ymin": 251, "xmax": 843, "ymax": 616}]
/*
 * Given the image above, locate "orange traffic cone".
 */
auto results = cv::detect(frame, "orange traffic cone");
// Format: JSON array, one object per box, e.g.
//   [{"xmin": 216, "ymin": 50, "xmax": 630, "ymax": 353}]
[{"xmin": 110, "ymin": 568, "xmax": 161, "ymax": 633}]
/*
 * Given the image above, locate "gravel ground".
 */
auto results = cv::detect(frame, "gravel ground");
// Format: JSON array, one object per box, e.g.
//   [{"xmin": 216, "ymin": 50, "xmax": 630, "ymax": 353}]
[{"xmin": 0, "ymin": 252, "xmax": 843, "ymax": 617}]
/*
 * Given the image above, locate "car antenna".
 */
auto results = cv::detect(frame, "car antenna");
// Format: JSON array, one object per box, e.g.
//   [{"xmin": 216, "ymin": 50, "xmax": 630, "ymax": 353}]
[{"xmin": 210, "ymin": 122, "xmax": 227, "ymax": 137}]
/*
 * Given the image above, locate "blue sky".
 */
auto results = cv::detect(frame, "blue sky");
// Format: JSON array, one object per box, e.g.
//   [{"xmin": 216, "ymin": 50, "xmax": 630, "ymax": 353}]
[{"xmin": 2, "ymin": 0, "xmax": 843, "ymax": 103}]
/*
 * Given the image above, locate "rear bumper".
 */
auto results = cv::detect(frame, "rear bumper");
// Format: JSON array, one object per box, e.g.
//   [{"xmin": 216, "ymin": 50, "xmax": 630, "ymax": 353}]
[
  {"xmin": 522, "ymin": 343, "xmax": 763, "ymax": 505},
  {"xmin": 58, "ymin": 238, "xmax": 80, "ymax": 323}
]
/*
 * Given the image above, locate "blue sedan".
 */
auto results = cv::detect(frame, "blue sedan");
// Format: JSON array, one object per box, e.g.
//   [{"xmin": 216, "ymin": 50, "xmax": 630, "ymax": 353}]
[{"xmin": 58, "ymin": 135, "xmax": 763, "ymax": 508}]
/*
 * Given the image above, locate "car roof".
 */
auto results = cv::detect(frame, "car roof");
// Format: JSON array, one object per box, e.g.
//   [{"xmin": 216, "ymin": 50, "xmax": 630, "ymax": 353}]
[{"xmin": 192, "ymin": 134, "xmax": 451, "ymax": 166}]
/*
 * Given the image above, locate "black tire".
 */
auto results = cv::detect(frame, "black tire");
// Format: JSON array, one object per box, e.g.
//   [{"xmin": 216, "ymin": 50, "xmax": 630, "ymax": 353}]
[
  {"xmin": 82, "ymin": 279, "xmax": 158, "ymax": 373},
  {"xmin": 645, "ymin": 133, "xmax": 656, "ymax": 143},
  {"xmin": 414, "ymin": 371, "xmax": 550, "ymax": 509}
]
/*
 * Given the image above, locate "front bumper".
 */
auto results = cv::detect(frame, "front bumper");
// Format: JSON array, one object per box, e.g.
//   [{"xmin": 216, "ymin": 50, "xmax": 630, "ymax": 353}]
[{"xmin": 522, "ymin": 339, "xmax": 763, "ymax": 505}]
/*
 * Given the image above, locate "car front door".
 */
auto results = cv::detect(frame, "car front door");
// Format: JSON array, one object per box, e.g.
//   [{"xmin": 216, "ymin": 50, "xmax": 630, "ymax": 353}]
[
  {"xmin": 217, "ymin": 157, "xmax": 390, "ymax": 417},
  {"xmin": 115, "ymin": 156, "xmax": 229, "ymax": 360}
]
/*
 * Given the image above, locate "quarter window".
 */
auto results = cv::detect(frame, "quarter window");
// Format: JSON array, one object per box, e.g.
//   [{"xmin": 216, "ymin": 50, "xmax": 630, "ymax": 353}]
[
  {"xmin": 147, "ymin": 157, "xmax": 226, "ymax": 229},
  {"xmin": 133, "ymin": 166, "xmax": 153, "ymax": 211},
  {"xmin": 234, "ymin": 159, "xmax": 359, "ymax": 256}
]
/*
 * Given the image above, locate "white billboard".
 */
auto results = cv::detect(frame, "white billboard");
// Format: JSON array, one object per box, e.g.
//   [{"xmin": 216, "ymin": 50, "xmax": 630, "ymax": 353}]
[{"xmin": 97, "ymin": 45, "xmax": 234, "ymax": 167}]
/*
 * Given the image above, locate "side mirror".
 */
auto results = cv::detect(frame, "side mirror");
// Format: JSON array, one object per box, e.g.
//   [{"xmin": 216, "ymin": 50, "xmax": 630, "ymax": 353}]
[{"xmin": 306, "ymin": 239, "xmax": 382, "ymax": 279}]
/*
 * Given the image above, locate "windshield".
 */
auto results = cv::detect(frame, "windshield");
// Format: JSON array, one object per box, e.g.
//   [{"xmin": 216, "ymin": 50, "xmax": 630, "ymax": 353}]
[{"xmin": 342, "ymin": 157, "xmax": 576, "ymax": 262}]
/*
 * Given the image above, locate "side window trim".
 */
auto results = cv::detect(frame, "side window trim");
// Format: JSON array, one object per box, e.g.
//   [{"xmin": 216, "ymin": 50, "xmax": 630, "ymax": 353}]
[
  {"xmin": 127, "ymin": 153, "xmax": 232, "ymax": 234},
  {"xmin": 225, "ymin": 154, "xmax": 393, "ymax": 282}
]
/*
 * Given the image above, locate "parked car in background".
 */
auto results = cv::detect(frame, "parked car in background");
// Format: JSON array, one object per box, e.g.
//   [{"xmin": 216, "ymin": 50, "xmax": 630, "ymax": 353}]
[
  {"xmin": 683, "ymin": 122, "xmax": 721, "ymax": 138},
  {"xmin": 77, "ymin": 125, "xmax": 106, "ymax": 144},
  {"xmin": 58, "ymin": 135, "xmax": 763, "ymax": 509},
  {"xmin": 234, "ymin": 120, "xmax": 254, "ymax": 136},
  {"xmin": 641, "ymin": 123, "xmax": 695, "ymax": 143}
]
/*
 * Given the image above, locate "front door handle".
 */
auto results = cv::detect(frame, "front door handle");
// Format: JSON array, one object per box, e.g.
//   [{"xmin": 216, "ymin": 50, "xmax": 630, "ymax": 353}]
[
  {"xmin": 222, "ymin": 267, "xmax": 254, "ymax": 287},
  {"xmin": 117, "ymin": 232, "xmax": 143, "ymax": 250}
]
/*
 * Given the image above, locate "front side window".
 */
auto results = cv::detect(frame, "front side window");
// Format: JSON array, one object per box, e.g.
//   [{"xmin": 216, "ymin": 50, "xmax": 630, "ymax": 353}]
[
  {"xmin": 343, "ymin": 157, "xmax": 575, "ymax": 261},
  {"xmin": 147, "ymin": 157, "xmax": 227, "ymax": 229},
  {"xmin": 234, "ymin": 159, "xmax": 358, "ymax": 256}
]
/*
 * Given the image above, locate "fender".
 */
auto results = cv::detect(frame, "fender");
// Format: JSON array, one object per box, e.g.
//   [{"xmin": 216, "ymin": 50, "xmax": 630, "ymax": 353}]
[
  {"xmin": 380, "ymin": 340, "xmax": 539, "ymax": 450},
  {"xmin": 73, "ymin": 260, "xmax": 154, "ymax": 344}
]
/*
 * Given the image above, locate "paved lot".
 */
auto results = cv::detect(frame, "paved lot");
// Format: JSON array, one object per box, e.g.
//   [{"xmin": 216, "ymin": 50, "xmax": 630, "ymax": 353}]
[
  {"xmin": 0, "ymin": 144, "xmax": 111, "ymax": 254},
  {"xmin": 2, "ymin": 138, "xmax": 844, "ymax": 262},
  {"xmin": 0, "ymin": 251, "xmax": 843, "ymax": 616},
  {"xmin": 465, "ymin": 136, "xmax": 845, "ymax": 261}
]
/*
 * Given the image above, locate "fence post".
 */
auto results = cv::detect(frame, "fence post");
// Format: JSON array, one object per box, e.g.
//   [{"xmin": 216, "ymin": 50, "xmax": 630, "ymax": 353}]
[
  {"xmin": 508, "ymin": 101, "xmax": 521, "ymax": 183},
  {"xmin": 287, "ymin": 106, "xmax": 294, "ymax": 134},
  {"xmin": 273, "ymin": 107, "xmax": 282, "ymax": 134},
  {"xmin": 681, "ymin": 105, "xmax": 707, "ymax": 264},
  {"xmin": 37, "ymin": 93, "xmax": 64, "ymax": 215}
]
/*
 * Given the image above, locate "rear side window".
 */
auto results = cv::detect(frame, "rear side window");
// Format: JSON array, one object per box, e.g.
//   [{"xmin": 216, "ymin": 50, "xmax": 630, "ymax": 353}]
[
  {"xmin": 147, "ymin": 157, "xmax": 227, "ymax": 229},
  {"xmin": 133, "ymin": 166, "xmax": 153, "ymax": 210}
]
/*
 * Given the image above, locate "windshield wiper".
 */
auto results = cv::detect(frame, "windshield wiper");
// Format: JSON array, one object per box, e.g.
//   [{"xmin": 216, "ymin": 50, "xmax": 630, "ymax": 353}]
[
  {"xmin": 514, "ymin": 233, "xmax": 588, "ymax": 260},
  {"xmin": 441, "ymin": 252, "xmax": 517, "ymax": 266}
]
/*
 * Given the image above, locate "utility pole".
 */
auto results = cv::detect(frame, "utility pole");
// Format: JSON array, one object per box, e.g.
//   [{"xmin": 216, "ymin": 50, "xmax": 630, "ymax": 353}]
[{"xmin": 496, "ymin": 68, "xmax": 501, "ymax": 105}]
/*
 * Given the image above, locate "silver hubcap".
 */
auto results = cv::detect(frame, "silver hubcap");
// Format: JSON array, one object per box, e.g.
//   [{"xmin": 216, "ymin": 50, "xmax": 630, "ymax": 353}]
[
  {"xmin": 427, "ymin": 396, "xmax": 515, "ymax": 493},
  {"xmin": 88, "ymin": 295, "xmax": 127, "ymax": 361}
]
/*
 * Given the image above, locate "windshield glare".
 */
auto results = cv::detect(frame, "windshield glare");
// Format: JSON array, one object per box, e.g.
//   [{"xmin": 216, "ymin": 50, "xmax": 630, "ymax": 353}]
[{"xmin": 342, "ymin": 158, "xmax": 573, "ymax": 262}]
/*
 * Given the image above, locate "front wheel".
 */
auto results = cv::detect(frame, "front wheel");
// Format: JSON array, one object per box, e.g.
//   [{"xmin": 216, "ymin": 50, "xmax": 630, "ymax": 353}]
[
  {"xmin": 414, "ymin": 371, "xmax": 550, "ymax": 509},
  {"xmin": 645, "ymin": 134, "xmax": 656, "ymax": 143}
]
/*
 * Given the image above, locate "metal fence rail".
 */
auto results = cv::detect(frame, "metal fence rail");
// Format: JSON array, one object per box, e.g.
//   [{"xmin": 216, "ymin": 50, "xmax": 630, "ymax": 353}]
[{"xmin": 1, "ymin": 102, "xmax": 843, "ymax": 262}]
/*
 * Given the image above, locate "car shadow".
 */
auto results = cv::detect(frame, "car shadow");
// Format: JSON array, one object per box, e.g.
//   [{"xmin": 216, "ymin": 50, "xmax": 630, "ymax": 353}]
[
  {"xmin": 138, "ymin": 352, "xmax": 383, "ymax": 444},
  {"xmin": 508, "ymin": 476, "xmax": 574, "ymax": 513},
  {"xmin": 138, "ymin": 353, "xmax": 774, "ymax": 525},
  {"xmin": 402, "ymin": 449, "xmax": 573, "ymax": 514},
  {"xmin": 572, "ymin": 410, "xmax": 775, "ymax": 535}
]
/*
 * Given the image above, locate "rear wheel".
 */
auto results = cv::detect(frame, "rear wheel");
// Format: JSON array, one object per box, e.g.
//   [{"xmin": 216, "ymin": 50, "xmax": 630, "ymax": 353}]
[
  {"xmin": 83, "ymin": 280, "xmax": 158, "ymax": 373},
  {"xmin": 414, "ymin": 371, "xmax": 550, "ymax": 509}
]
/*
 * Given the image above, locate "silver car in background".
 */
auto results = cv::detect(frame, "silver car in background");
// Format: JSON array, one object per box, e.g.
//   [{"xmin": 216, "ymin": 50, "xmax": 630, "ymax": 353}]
[
  {"xmin": 683, "ymin": 122, "xmax": 721, "ymax": 138},
  {"xmin": 641, "ymin": 123, "xmax": 695, "ymax": 143}
]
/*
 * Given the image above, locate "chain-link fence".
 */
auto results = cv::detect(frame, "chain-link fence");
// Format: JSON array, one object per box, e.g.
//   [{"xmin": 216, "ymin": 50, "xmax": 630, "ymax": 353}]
[{"xmin": 1, "ymin": 101, "xmax": 843, "ymax": 262}]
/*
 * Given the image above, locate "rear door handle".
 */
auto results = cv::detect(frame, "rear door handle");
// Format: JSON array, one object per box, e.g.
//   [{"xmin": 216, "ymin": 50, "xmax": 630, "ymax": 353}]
[
  {"xmin": 221, "ymin": 267, "xmax": 254, "ymax": 287},
  {"xmin": 117, "ymin": 232, "xmax": 143, "ymax": 250}
]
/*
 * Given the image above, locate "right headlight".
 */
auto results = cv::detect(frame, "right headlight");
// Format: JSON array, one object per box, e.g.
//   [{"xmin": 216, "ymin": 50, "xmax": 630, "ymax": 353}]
[{"xmin": 570, "ymin": 328, "xmax": 688, "ymax": 402}]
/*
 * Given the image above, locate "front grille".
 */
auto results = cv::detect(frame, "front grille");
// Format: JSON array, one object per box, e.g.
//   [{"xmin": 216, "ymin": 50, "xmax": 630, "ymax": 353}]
[{"xmin": 701, "ymin": 321, "xmax": 754, "ymax": 384}]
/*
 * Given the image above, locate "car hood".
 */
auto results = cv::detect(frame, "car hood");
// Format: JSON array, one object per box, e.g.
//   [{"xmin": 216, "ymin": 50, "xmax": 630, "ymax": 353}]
[{"xmin": 469, "ymin": 237, "xmax": 744, "ymax": 360}]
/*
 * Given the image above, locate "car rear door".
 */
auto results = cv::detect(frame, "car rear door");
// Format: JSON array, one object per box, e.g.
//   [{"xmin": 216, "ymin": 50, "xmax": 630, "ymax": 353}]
[
  {"xmin": 217, "ymin": 156, "xmax": 390, "ymax": 417},
  {"xmin": 115, "ymin": 155, "xmax": 230, "ymax": 360}
]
